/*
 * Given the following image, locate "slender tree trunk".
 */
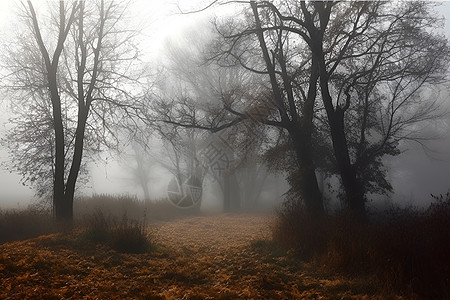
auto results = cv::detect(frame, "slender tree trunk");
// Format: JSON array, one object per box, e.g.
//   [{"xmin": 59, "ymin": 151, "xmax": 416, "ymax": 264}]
[
  {"xmin": 223, "ymin": 174, "xmax": 231, "ymax": 212},
  {"xmin": 141, "ymin": 180, "xmax": 151, "ymax": 205},
  {"xmin": 58, "ymin": 0, "xmax": 104, "ymax": 222},
  {"xmin": 27, "ymin": 1, "xmax": 79, "ymax": 221},
  {"xmin": 64, "ymin": 109, "xmax": 89, "ymax": 221},
  {"xmin": 229, "ymin": 172, "xmax": 241, "ymax": 211},
  {"xmin": 48, "ymin": 72, "xmax": 66, "ymax": 220}
]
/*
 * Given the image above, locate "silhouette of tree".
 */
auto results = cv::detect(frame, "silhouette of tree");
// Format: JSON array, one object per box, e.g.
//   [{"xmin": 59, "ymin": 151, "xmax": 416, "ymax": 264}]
[
  {"xmin": 163, "ymin": 0, "xmax": 449, "ymax": 219},
  {"xmin": 2, "ymin": 0, "xmax": 144, "ymax": 221}
]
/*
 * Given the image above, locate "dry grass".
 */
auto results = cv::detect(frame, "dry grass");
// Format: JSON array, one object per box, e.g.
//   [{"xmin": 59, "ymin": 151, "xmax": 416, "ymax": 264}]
[
  {"xmin": 0, "ymin": 213, "xmax": 395, "ymax": 299},
  {"xmin": 0, "ymin": 194, "xmax": 195, "ymax": 244},
  {"xmin": 80, "ymin": 210, "xmax": 155, "ymax": 254},
  {"xmin": 273, "ymin": 195, "xmax": 450, "ymax": 299},
  {"xmin": 0, "ymin": 208, "xmax": 56, "ymax": 243},
  {"xmin": 74, "ymin": 194, "xmax": 197, "ymax": 223}
]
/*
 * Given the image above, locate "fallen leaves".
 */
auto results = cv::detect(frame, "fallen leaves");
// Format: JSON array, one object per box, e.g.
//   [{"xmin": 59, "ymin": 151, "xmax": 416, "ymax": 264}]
[{"xmin": 0, "ymin": 214, "xmax": 392, "ymax": 299}]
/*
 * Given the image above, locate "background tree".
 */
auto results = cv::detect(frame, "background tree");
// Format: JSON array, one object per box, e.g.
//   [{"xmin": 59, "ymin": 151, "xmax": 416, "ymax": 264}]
[
  {"xmin": 117, "ymin": 139, "xmax": 157, "ymax": 204},
  {"xmin": 167, "ymin": 0, "xmax": 449, "ymax": 219},
  {"xmin": 150, "ymin": 20, "xmax": 296, "ymax": 211},
  {"xmin": 156, "ymin": 4, "xmax": 326, "ymax": 214}
]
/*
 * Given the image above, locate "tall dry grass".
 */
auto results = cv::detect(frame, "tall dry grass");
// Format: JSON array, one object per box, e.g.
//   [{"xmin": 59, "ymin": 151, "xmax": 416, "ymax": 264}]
[
  {"xmin": 0, "ymin": 208, "xmax": 56, "ymax": 243},
  {"xmin": 74, "ymin": 194, "xmax": 197, "ymax": 222},
  {"xmin": 273, "ymin": 194, "xmax": 450, "ymax": 299},
  {"xmin": 1, "ymin": 194, "xmax": 195, "ymax": 244},
  {"xmin": 80, "ymin": 209, "xmax": 155, "ymax": 254}
]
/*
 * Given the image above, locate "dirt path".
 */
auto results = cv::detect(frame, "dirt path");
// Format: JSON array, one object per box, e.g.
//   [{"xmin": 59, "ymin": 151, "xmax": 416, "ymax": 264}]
[{"xmin": 0, "ymin": 214, "xmax": 388, "ymax": 299}]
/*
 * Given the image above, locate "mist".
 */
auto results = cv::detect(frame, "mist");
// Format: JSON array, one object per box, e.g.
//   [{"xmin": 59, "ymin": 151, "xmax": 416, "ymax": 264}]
[
  {"xmin": 0, "ymin": 1, "xmax": 449, "ymax": 213},
  {"xmin": 1, "ymin": 1, "xmax": 450, "ymax": 298}
]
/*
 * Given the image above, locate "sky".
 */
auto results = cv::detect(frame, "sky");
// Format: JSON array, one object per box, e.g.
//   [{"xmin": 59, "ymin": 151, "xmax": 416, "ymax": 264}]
[{"xmin": 1, "ymin": 0, "xmax": 450, "ymax": 209}]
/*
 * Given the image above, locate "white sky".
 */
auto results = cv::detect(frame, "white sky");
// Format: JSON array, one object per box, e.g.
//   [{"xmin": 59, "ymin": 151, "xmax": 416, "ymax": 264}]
[{"xmin": 0, "ymin": 1, "xmax": 450, "ymax": 209}]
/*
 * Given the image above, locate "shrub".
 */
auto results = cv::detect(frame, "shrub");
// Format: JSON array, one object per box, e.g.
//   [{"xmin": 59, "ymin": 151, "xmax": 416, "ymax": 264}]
[
  {"xmin": 80, "ymin": 209, "xmax": 111, "ymax": 243},
  {"xmin": 81, "ymin": 210, "xmax": 154, "ymax": 254},
  {"xmin": 272, "ymin": 200, "xmax": 331, "ymax": 260},
  {"xmin": 109, "ymin": 215, "xmax": 154, "ymax": 254}
]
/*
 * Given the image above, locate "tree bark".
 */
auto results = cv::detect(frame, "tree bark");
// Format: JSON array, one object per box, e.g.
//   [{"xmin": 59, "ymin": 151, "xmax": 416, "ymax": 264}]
[
  {"xmin": 64, "ymin": 109, "xmax": 89, "ymax": 221},
  {"xmin": 316, "ymin": 51, "xmax": 367, "ymax": 220},
  {"xmin": 327, "ymin": 108, "xmax": 366, "ymax": 220},
  {"xmin": 48, "ymin": 69, "xmax": 67, "ymax": 220},
  {"xmin": 288, "ymin": 125, "xmax": 324, "ymax": 215}
]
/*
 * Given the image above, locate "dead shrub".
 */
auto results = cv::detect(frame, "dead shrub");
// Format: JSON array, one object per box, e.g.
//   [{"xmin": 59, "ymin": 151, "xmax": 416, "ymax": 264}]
[
  {"xmin": 0, "ymin": 208, "xmax": 56, "ymax": 243},
  {"xmin": 81, "ymin": 210, "xmax": 154, "ymax": 254}
]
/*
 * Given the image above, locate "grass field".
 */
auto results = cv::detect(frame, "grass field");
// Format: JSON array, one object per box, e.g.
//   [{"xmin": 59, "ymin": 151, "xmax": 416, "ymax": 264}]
[
  {"xmin": 2, "ymin": 193, "xmax": 449, "ymax": 299},
  {"xmin": 0, "ymin": 213, "xmax": 401, "ymax": 299}
]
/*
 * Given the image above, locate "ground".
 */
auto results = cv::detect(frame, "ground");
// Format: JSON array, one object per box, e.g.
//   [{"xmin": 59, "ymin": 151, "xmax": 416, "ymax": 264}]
[{"xmin": 0, "ymin": 214, "xmax": 400, "ymax": 299}]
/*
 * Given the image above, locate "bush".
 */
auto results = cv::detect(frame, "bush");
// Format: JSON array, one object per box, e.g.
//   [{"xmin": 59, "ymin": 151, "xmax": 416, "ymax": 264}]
[
  {"xmin": 273, "ymin": 195, "xmax": 450, "ymax": 299},
  {"xmin": 81, "ymin": 210, "xmax": 154, "ymax": 254},
  {"xmin": 0, "ymin": 208, "xmax": 56, "ymax": 243},
  {"xmin": 81, "ymin": 209, "xmax": 111, "ymax": 243},
  {"xmin": 110, "ymin": 215, "xmax": 154, "ymax": 254}
]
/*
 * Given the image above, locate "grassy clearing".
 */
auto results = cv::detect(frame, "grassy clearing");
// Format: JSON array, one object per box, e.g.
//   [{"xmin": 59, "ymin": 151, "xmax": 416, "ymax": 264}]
[
  {"xmin": 0, "ymin": 214, "xmax": 397, "ymax": 299},
  {"xmin": 273, "ymin": 194, "xmax": 450, "ymax": 299},
  {"xmin": 2, "ymin": 192, "xmax": 447, "ymax": 298}
]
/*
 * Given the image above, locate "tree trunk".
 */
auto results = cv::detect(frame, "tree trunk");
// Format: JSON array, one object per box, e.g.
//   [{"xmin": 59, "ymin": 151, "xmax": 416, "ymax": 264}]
[
  {"xmin": 289, "ymin": 125, "xmax": 324, "ymax": 215},
  {"xmin": 318, "ymin": 63, "xmax": 367, "ymax": 220},
  {"xmin": 249, "ymin": 1, "xmax": 324, "ymax": 215},
  {"xmin": 63, "ymin": 109, "xmax": 89, "ymax": 222},
  {"xmin": 309, "ymin": 18, "xmax": 367, "ymax": 220},
  {"xmin": 328, "ymin": 109, "xmax": 366, "ymax": 220},
  {"xmin": 142, "ymin": 181, "xmax": 151, "ymax": 205},
  {"xmin": 27, "ymin": 1, "xmax": 78, "ymax": 221},
  {"xmin": 229, "ymin": 172, "xmax": 241, "ymax": 211},
  {"xmin": 48, "ymin": 71, "xmax": 67, "ymax": 221},
  {"xmin": 223, "ymin": 174, "xmax": 231, "ymax": 212}
]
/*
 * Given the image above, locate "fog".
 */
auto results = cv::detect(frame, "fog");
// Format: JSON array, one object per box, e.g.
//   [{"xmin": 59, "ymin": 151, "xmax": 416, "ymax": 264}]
[{"xmin": 1, "ymin": 0, "xmax": 450, "ymax": 212}]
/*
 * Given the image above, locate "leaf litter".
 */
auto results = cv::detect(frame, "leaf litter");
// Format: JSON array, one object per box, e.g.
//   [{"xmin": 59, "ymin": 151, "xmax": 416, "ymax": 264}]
[{"xmin": 0, "ymin": 213, "xmax": 400, "ymax": 299}]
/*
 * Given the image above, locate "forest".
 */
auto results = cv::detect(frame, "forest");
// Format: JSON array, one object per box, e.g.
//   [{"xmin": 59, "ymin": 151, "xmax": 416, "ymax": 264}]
[{"xmin": 0, "ymin": 1, "xmax": 450, "ymax": 299}]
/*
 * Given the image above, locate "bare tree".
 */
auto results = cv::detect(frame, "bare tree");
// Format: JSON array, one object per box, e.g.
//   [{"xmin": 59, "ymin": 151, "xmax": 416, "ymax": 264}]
[
  {"xmin": 152, "ymin": 7, "xmax": 326, "ymax": 214},
  {"xmin": 149, "ymin": 25, "xmax": 265, "ymax": 211},
  {"xmin": 2, "ymin": 0, "xmax": 144, "ymax": 221},
  {"xmin": 117, "ymin": 140, "xmax": 156, "ymax": 204},
  {"xmin": 289, "ymin": 1, "xmax": 449, "ymax": 219},
  {"xmin": 165, "ymin": 0, "xmax": 449, "ymax": 219}
]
